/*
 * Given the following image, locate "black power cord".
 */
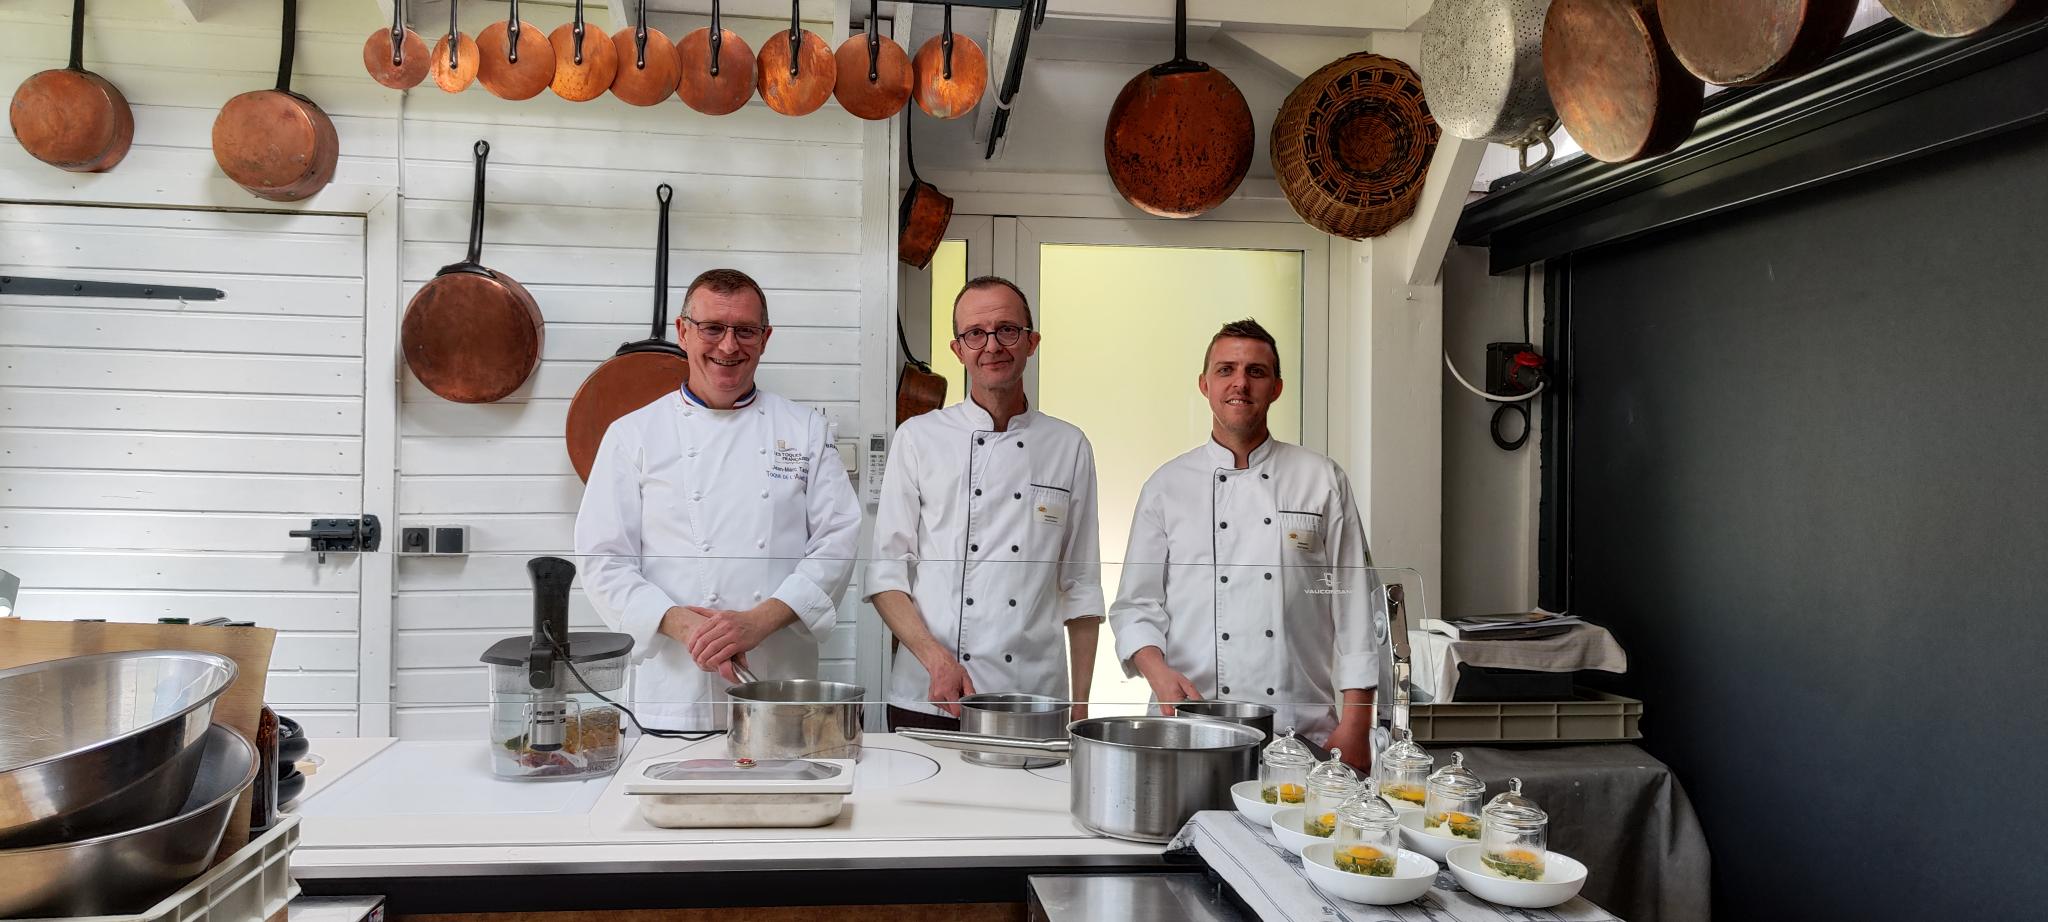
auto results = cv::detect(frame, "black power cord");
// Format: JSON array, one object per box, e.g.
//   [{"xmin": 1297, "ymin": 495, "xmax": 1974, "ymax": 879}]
[
  {"xmin": 543, "ymin": 623, "xmax": 725, "ymax": 742},
  {"xmin": 1491, "ymin": 402, "xmax": 1531, "ymax": 452}
]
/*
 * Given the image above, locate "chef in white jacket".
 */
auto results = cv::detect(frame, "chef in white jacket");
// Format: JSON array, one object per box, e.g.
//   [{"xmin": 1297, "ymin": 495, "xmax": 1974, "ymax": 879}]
[
  {"xmin": 867, "ymin": 277, "xmax": 1105, "ymax": 730},
  {"xmin": 1110, "ymin": 319, "xmax": 1377, "ymax": 768},
  {"xmin": 576, "ymin": 269, "xmax": 862, "ymax": 731}
]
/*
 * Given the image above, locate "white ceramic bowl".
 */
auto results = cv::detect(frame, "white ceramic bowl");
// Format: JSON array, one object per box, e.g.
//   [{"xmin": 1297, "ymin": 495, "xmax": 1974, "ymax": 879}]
[
  {"xmin": 1231, "ymin": 780, "xmax": 1288, "ymax": 824},
  {"xmin": 1301, "ymin": 843, "xmax": 1437, "ymax": 905},
  {"xmin": 1445, "ymin": 844, "xmax": 1588, "ymax": 909},
  {"xmin": 1396, "ymin": 808, "xmax": 1480, "ymax": 862},
  {"xmin": 1268, "ymin": 807, "xmax": 1331, "ymax": 854}
]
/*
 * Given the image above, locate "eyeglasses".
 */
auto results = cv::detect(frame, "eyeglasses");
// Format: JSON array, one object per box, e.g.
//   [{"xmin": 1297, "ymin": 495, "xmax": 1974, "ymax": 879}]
[
  {"xmin": 684, "ymin": 318, "xmax": 767, "ymax": 345},
  {"xmin": 955, "ymin": 324, "xmax": 1031, "ymax": 350}
]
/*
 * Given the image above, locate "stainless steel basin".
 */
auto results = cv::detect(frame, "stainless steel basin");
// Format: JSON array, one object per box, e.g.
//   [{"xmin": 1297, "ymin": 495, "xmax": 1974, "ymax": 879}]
[
  {"xmin": 0, "ymin": 723, "xmax": 256, "ymax": 918},
  {"xmin": 0, "ymin": 650, "xmax": 238, "ymax": 847}
]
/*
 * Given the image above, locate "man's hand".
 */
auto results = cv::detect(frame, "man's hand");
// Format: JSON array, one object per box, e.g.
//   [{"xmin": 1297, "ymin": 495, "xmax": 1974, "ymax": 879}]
[
  {"xmin": 658, "ymin": 606, "xmax": 706, "ymax": 647},
  {"xmin": 1326, "ymin": 719, "xmax": 1373, "ymax": 774},
  {"xmin": 685, "ymin": 604, "xmax": 787, "ymax": 674},
  {"xmin": 1130, "ymin": 646, "xmax": 1200, "ymax": 715},
  {"xmin": 922, "ymin": 656, "xmax": 976, "ymax": 717}
]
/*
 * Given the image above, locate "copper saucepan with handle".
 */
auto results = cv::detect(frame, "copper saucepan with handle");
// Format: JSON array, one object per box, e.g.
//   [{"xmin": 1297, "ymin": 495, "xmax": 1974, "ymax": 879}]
[
  {"xmin": 549, "ymin": 0, "xmax": 618, "ymax": 101},
  {"xmin": 363, "ymin": 0, "xmax": 429, "ymax": 89},
  {"xmin": 11, "ymin": 0, "xmax": 133, "ymax": 173},
  {"xmin": 677, "ymin": 0, "xmax": 756, "ymax": 115},
  {"xmin": 757, "ymin": 0, "xmax": 837, "ymax": 116},
  {"xmin": 212, "ymin": 0, "xmax": 337, "ymax": 202}
]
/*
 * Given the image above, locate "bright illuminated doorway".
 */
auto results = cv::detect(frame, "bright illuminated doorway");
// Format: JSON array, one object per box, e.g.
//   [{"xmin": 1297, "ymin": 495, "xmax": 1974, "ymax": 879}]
[{"xmin": 919, "ymin": 217, "xmax": 1331, "ymax": 716}]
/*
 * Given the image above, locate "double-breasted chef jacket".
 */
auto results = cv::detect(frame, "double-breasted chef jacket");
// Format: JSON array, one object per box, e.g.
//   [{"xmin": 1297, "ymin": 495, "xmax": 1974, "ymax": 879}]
[
  {"xmin": 867, "ymin": 400, "xmax": 1106, "ymax": 717},
  {"xmin": 1110, "ymin": 437, "xmax": 1377, "ymax": 743},
  {"xmin": 575, "ymin": 386, "xmax": 862, "ymax": 730}
]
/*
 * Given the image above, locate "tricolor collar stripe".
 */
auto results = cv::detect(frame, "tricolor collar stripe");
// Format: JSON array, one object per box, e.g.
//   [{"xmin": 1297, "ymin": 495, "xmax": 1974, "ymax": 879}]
[{"xmin": 681, "ymin": 383, "xmax": 758, "ymax": 409}]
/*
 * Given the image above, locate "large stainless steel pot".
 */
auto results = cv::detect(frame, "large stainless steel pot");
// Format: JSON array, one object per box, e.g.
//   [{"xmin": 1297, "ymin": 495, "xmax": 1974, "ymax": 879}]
[
  {"xmin": 727, "ymin": 679, "xmax": 864, "ymax": 760},
  {"xmin": 0, "ymin": 650, "xmax": 237, "ymax": 847},
  {"xmin": 957, "ymin": 693, "xmax": 1067, "ymax": 769},
  {"xmin": 903, "ymin": 716, "xmax": 1264, "ymax": 843},
  {"xmin": 1172, "ymin": 699, "xmax": 1275, "ymax": 744},
  {"xmin": 0, "ymin": 723, "xmax": 256, "ymax": 918}
]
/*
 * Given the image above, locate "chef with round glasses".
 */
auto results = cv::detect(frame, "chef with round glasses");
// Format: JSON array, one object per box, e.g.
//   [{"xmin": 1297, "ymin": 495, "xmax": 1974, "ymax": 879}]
[
  {"xmin": 867, "ymin": 276, "xmax": 1105, "ymax": 730},
  {"xmin": 576, "ymin": 268, "xmax": 862, "ymax": 731}
]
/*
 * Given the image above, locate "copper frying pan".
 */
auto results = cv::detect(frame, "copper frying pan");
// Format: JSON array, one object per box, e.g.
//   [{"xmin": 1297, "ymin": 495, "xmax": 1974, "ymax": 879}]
[
  {"xmin": 1543, "ymin": 0, "xmax": 1703, "ymax": 163},
  {"xmin": 363, "ymin": 0, "xmax": 429, "ymax": 89},
  {"xmin": 678, "ymin": 0, "xmax": 757, "ymax": 115},
  {"xmin": 1103, "ymin": 0, "xmax": 1253, "ymax": 218},
  {"xmin": 1656, "ymin": 0, "xmax": 1859, "ymax": 86},
  {"xmin": 550, "ymin": 0, "xmax": 618, "ymax": 101},
  {"xmin": 401, "ymin": 141, "xmax": 545, "ymax": 404},
  {"xmin": 566, "ymin": 185, "xmax": 691, "ymax": 482},
  {"xmin": 478, "ymin": 0, "xmax": 556, "ymax": 100},
  {"xmin": 11, "ymin": 0, "xmax": 133, "ymax": 173},
  {"xmin": 896, "ymin": 321, "xmax": 946, "ymax": 427},
  {"xmin": 212, "ymin": 0, "xmax": 338, "ymax": 203},
  {"xmin": 899, "ymin": 117, "xmax": 952, "ymax": 269},
  {"xmin": 911, "ymin": 4, "xmax": 987, "ymax": 119},
  {"xmin": 835, "ymin": 0, "xmax": 912, "ymax": 120},
  {"xmin": 611, "ymin": 0, "xmax": 681, "ymax": 106},
  {"xmin": 757, "ymin": 0, "xmax": 837, "ymax": 116},
  {"xmin": 432, "ymin": 0, "xmax": 480, "ymax": 93}
]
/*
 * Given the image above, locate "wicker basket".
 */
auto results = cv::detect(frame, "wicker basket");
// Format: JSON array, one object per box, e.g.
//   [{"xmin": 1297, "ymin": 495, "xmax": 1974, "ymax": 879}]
[{"xmin": 1271, "ymin": 53, "xmax": 1441, "ymax": 240}]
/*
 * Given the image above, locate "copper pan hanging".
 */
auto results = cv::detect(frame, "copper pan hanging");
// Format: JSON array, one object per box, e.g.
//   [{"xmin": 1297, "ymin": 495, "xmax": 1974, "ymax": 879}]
[
  {"xmin": 212, "ymin": 0, "xmax": 338, "ymax": 202},
  {"xmin": 566, "ymin": 185, "xmax": 691, "ymax": 482},
  {"xmin": 911, "ymin": 3, "xmax": 987, "ymax": 119},
  {"xmin": 1542, "ymin": 0, "xmax": 1704, "ymax": 163},
  {"xmin": 478, "ymin": 0, "xmax": 556, "ymax": 100},
  {"xmin": 898, "ymin": 116, "xmax": 952, "ymax": 269},
  {"xmin": 610, "ymin": 0, "xmax": 681, "ymax": 106},
  {"xmin": 11, "ymin": 0, "xmax": 133, "ymax": 173},
  {"xmin": 431, "ymin": 0, "xmax": 480, "ymax": 93},
  {"xmin": 400, "ymin": 141, "xmax": 545, "ymax": 405},
  {"xmin": 678, "ymin": 0, "xmax": 757, "ymax": 116},
  {"xmin": 835, "ymin": 0, "xmax": 912, "ymax": 120},
  {"xmin": 363, "ymin": 0, "xmax": 430, "ymax": 89},
  {"xmin": 1656, "ymin": 0, "xmax": 1859, "ymax": 86},
  {"xmin": 1103, "ymin": 0, "xmax": 1254, "ymax": 218},
  {"xmin": 1881, "ymin": 0, "xmax": 2048, "ymax": 37},
  {"xmin": 757, "ymin": 0, "xmax": 837, "ymax": 116},
  {"xmin": 549, "ymin": 0, "xmax": 618, "ymax": 101}
]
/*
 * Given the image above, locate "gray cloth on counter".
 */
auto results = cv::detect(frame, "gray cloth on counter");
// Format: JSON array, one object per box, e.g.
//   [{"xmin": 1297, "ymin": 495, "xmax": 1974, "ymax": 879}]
[
  {"xmin": 1417, "ymin": 625, "xmax": 1628, "ymax": 701},
  {"xmin": 1171, "ymin": 810, "xmax": 1622, "ymax": 922},
  {"xmin": 1426, "ymin": 744, "xmax": 1710, "ymax": 922}
]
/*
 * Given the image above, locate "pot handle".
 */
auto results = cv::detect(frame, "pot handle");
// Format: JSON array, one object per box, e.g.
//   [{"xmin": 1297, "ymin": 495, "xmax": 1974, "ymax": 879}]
[
  {"xmin": 1516, "ymin": 119, "xmax": 1557, "ymax": 173},
  {"xmin": 898, "ymin": 728, "xmax": 1072, "ymax": 760}
]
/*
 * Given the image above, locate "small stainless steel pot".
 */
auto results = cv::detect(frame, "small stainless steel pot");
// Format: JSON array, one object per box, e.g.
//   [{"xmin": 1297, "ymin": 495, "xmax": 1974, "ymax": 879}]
[
  {"xmin": 1172, "ymin": 699, "xmax": 1276, "ymax": 744},
  {"xmin": 726, "ymin": 679, "xmax": 864, "ymax": 760},
  {"xmin": 903, "ymin": 716, "xmax": 1264, "ymax": 843},
  {"xmin": 0, "ymin": 650, "xmax": 238, "ymax": 847},
  {"xmin": 957, "ymin": 693, "xmax": 1068, "ymax": 769},
  {"xmin": 0, "ymin": 723, "xmax": 256, "ymax": 918}
]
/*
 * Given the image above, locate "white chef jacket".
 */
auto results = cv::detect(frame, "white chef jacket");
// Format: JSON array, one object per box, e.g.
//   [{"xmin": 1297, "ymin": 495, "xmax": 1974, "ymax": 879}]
[
  {"xmin": 575, "ymin": 387, "xmax": 862, "ymax": 730},
  {"xmin": 1109, "ymin": 437, "xmax": 1377, "ymax": 742},
  {"xmin": 866, "ymin": 400, "xmax": 1106, "ymax": 716}
]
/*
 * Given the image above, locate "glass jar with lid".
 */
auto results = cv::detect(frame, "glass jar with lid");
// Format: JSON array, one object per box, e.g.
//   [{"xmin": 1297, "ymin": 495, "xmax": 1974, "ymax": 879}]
[
  {"xmin": 1375, "ymin": 726, "xmax": 1432, "ymax": 811},
  {"xmin": 1303, "ymin": 748, "xmax": 1361, "ymax": 837},
  {"xmin": 1480, "ymin": 778, "xmax": 1549, "ymax": 881},
  {"xmin": 1259, "ymin": 728, "xmax": 1316, "ymax": 806},
  {"xmin": 1332, "ymin": 783, "xmax": 1402, "ymax": 876},
  {"xmin": 1422, "ymin": 751, "xmax": 1485, "ymax": 841}
]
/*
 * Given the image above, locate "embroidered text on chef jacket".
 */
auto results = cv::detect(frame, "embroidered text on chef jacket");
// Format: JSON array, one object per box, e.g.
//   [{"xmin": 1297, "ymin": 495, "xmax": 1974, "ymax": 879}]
[
  {"xmin": 1110, "ymin": 437, "xmax": 1376, "ymax": 742},
  {"xmin": 867, "ymin": 400, "xmax": 1105, "ymax": 716},
  {"xmin": 576, "ymin": 388, "xmax": 862, "ymax": 730}
]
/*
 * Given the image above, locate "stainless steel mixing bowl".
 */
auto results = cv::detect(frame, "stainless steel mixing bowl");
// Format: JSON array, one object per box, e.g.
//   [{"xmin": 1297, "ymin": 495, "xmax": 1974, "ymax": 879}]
[
  {"xmin": 0, "ymin": 650, "xmax": 238, "ymax": 847},
  {"xmin": 0, "ymin": 723, "xmax": 256, "ymax": 918}
]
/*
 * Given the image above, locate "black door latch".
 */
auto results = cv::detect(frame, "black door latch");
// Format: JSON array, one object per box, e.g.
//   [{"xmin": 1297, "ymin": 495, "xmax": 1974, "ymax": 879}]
[{"xmin": 289, "ymin": 516, "xmax": 381, "ymax": 563}]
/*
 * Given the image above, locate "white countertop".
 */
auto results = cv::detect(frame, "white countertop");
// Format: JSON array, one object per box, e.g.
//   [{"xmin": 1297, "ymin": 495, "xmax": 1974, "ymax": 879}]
[{"xmin": 289, "ymin": 733, "xmax": 1162, "ymax": 877}]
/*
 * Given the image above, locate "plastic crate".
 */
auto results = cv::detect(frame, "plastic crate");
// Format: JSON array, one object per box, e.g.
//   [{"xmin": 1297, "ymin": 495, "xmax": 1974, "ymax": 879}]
[
  {"xmin": 1407, "ymin": 690, "xmax": 1643, "ymax": 744},
  {"xmin": 21, "ymin": 817, "xmax": 302, "ymax": 922}
]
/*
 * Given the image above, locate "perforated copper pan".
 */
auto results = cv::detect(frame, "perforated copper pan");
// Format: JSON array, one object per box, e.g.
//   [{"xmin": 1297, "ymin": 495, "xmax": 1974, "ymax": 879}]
[
  {"xmin": 363, "ymin": 0, "xmax": 429, "ymax": 90},
  {"xmin": 566, "ymin": 185, "xmax": 690, "ymax": 482},
  {"xmin": 11, "ymin": 0, "xmax": 133, "ymax": 173},
  {"xmin": 611, "ymin": 0, "xmax": 680, "ymax": 106},
  {"xmin": 401, "ymin": 141, "xmax": 544, "ymax": 405},
  {"xmin": 550, "ymin": 0, "xmax": 618, "ymax": 101},
  {"xmin": 213, "ymin": 0, "xmax": 337, "ymax": 202},
  {"xmin": 757, "ymin": 0, "xmax": 836, "ymax": 116},
  {"xmin": 478, "ymin": 0, "xmax": 555, "ymax": 100},
  {"xmin": 834, "ymin": 0, "xmax": 911, "ymax": 120}
]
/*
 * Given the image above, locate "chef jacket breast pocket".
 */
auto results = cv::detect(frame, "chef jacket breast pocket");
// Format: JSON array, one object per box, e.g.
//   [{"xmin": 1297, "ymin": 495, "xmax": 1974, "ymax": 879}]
[
  {"xmin": 1276, "ymin": 511, "xmax": 1327, "ymax": 574},
  {"xmin": 1028, "ymin": 484, "xmax": 1072, "ymax": 531}
]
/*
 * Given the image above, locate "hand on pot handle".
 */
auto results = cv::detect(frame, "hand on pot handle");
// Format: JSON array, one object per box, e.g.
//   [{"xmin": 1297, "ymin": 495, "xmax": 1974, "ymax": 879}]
[
  {"xmin": 1132, "ymin": 646, "xmax": 1200, "ymax": 716},
  {"xmin": 924, "ymin": 658, "xmax": 976, "ymax": 717}
]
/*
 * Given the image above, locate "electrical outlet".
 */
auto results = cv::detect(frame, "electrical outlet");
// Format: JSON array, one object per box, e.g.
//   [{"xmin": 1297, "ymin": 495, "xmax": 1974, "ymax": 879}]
[
  {"xmin": 433, "ymin": 526, "xmax": 467, "ymax": 556},
  {"xmin": 1485, "ymin": 342, "xmax": 1545, "ymax": 397},
  {"xmin": 400, "ymin": 527, "xmax": 429, "ymax": 554}
]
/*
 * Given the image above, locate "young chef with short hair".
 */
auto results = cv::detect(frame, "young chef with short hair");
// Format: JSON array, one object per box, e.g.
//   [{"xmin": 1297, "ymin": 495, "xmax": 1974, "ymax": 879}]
[
  {"xmin": 1109, "ymin": 319, "xmax": 1377, "ymax": 769},
  {"xmin": 867, "ymin": 276, "xmax": 1106, "ymax": 730},
  {"xmin": 575, "ymin": 269, "xmax": 863, "ymax": 732}
]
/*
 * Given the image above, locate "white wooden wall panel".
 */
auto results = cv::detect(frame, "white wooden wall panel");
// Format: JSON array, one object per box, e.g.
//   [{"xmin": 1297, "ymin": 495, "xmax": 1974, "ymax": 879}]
[
  {"xmin": 2, "ymin": 0, "xmax": 878, "ymax": 740},
  {"xmin": 0, "ymin": 198, "xmax": 368, "ymax": 736}
]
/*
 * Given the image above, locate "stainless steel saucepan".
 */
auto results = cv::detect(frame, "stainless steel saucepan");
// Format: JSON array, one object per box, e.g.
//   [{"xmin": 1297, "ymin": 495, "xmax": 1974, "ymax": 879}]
[
  {"xmin": 726, "ymin": 678, "xmax": 864, "ymax": 761},
  {"xmin": 1172, "ymin": 699, "xmax": 1276, "ymax": 744},
  {"xmin": 903, "ymin": 716, "xmax": 1264, "ymax": 843},
  {"xmin": 957, "ymin": 693, "xmax": 1068, "ymax": 769}
]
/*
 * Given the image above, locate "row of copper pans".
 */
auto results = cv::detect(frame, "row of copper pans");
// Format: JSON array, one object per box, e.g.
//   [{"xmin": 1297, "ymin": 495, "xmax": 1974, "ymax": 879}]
[{"xmin": 366, "ymin": 0, "xmax": 986, "ymax": 120}]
